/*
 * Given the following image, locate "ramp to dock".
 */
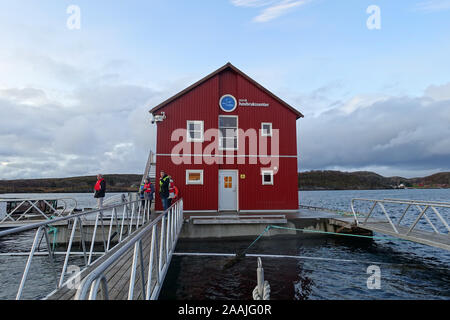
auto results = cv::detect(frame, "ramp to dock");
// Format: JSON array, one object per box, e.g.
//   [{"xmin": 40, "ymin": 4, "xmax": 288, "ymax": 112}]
[
  {"xmin": 351, "ymin": 198, "xmax": 450, "ymax": 251},
  {"xmin": 47, "ymin": 226, "xmax": 155, "ymax": 300},
  {"xmin": 46, "ymin": 199, "xmax": 183, "ymax": 300},
  {"xmin": 359, "ymin": 220, "xmax": 450, "ymax": 250}
]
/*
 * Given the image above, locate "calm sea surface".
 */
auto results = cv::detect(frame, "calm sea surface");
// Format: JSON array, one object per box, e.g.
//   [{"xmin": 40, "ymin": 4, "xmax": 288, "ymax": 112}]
[{"xmin": 1, "ymin": 190, "xmax": 449, "ymax": 300}]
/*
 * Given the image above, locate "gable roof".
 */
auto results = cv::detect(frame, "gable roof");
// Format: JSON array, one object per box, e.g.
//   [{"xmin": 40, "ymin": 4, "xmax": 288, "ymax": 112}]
[{"xmin": 149, "ymin": 62, "xmax": 304, "ymax": 119}]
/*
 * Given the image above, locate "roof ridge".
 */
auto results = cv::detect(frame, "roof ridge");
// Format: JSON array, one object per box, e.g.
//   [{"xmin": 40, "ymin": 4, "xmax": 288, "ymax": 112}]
[{"xmin": 149, "ymin": 63, "xmax": 304, "ymax": 119}]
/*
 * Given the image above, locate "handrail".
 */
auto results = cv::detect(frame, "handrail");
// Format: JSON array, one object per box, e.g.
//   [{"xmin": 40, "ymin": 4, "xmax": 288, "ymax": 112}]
[
  {"xmin": 351, "ymin": 198, "xmax": 450, "ymax": 236},
  {"xmin": 103, "ymin": 194, "xmax": 127, "ymax": 206},
  {"xmin": 0, "ymin": 195, "xmax": 153, "ymax": 300},
  {"xmin": 75, "ymin": 198, "xmax": 184, "ymax": 300}
]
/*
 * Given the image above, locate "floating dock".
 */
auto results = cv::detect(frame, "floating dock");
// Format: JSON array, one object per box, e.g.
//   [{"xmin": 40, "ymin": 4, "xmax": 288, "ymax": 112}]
[{"xmin": 1, "ymin": 196, "xmax": 449, "ymax": 300}]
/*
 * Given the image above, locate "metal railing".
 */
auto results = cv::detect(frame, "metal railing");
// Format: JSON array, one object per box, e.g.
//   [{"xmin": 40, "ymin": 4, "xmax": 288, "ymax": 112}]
[
  {"xmin": 351, "ymin": 198, "xmax": 450, "ymax": 236},
  {"xmin": 0, "ymin": 195, "xmax": 152, "ymax": 300},
  {"xmin": 74, "ymin": 198, "xmax": 184, "ymax": 300},
  {"xmin": 102, "ymin": 194, "xmax": 128, "ymax": 207},
  {"xmin": 0, "ymin": 197, "xmax": 78, "ymax": 224}
]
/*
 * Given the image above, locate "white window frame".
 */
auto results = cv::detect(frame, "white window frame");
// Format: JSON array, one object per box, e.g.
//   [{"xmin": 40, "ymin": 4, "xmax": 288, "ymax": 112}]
[
  {"xmin": 186, "ymin": 170, "xmax": 204, "ymax": 185},
  {"xmin": 187, "ymin": 120, "xmax": 204, "ymax": 143},
  {"xmin": 218, "ymin": 115, "xmax": 238, "ymax": 151},
  {"xmin": 261, "ymin": 123, "xmax": 273, "ymax": 137},
  {"xmin": 261, "ymin": 170, "xmax": 274, "ymax": 185}
]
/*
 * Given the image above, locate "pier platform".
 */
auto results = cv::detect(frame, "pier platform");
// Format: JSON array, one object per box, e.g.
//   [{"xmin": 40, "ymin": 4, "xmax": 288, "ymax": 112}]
[{"xmin": 180, "ymin": 208, "xmax": 368, "ymax": 240}]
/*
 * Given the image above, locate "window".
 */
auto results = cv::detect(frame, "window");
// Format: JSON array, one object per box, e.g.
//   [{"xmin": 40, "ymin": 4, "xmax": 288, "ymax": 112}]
[
  {"xmin": 261, "ymin": 123, "xmax": 272, "ymax": 137},
  {"xmin": 186, "ymin": 170, "xmax": 203, "ymax": 185},
  {"xmin": 187, "ymin": 121, "xmax": 204, "ymax": 142},
  {"xmin": 261, "ymin": 170, "xmax": 274, "ymax": 185},
  {"xmin": 219, "ymin": 116, "xmax": 238, "ymax": 150},
  {"xmin": 224, "ymin": 176, "xmax": 233, "ymax": 188}
]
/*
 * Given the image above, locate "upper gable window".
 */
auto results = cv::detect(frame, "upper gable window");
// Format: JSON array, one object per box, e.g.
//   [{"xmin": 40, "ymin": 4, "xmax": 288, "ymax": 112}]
[
  {"xmin": 187, "ymin": 121, "xmax": 204, "ymax": 142},
  {"xmin": 219, "ymin": 116, "xmax": 238, "ymax": 150}
]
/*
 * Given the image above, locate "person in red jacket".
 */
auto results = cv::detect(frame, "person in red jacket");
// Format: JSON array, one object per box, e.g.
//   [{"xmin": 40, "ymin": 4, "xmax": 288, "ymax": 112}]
[
  {"xmin": 167, "ymin": 178, "xmax": 179, "ymax": 207},
  {"xmin": 143, "ymin": 178, "xmax": 155, "ymax": 213},
  {"xmin": 94, "ymin": 174, "xmax": 106, "ymax": 209}
]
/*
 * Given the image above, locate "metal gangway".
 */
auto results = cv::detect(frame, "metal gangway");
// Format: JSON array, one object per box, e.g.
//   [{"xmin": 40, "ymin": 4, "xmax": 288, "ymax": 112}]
[
  {"xmin": 0, "ymin": 197, "xmax": 78, "ymax": 228},
  {"xmin": 351, "ymin": 198, "xmax": 450, "ymax": 250},
  {"xmin": 0, "ymin": 196, "xmax": 184, "ymax": 300}
]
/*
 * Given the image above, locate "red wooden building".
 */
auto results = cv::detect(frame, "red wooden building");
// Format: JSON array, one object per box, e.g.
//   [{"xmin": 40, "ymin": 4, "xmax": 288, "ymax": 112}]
[{"xmin": 150, "ymin": 63, "xmax": 303, "ymax": 213}]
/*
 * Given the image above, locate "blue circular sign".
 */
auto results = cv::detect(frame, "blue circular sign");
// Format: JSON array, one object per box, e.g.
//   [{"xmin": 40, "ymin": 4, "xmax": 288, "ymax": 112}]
[{"xmin": 219, "ymin": 94, "xmax": 237, "ymax": 112}]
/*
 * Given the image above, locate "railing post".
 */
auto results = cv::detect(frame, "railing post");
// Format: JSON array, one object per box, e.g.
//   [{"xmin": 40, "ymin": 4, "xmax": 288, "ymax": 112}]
[
  {"xmin": 119, "ymin": 204, "xmax": 127, "ymax": 242},
  {"xmin": 99, "ymin": 211, "xmax": 107, "ymax": 253},
  {"xmin": 430, "ymin": 206, "xmax": 450, "ymax": 233},
  {"xmin": 378, "ymin": 202, "xmax": 399, "ymax": 234},
  {"xmin": 363, "ymin": 201, "xmax": 378, "ymax": 224},
  {"xmin": 88, "ymin": 212, "xmax": 101, "ymax": 265},
  {"xmin": 415, "ymin": 205, "xmax": 440, "ymax": 234},
  {"xmin": 16, "ymin": 227, "xmax": 43, "ymax": 300},
  {"xmin": 60, "ymin": 218, "xmax": 79, "ymax": 286},
  {"xmin": 146, "ymin": 224, "xmax": 157, "ymax": 300},
  {"xmin": 128, "ymin": 203, "xmax": 136, "ymax": 236},
  {"xmin": 43, "ymin": 225, "xmax": 58, "ymax": 288},
  {"xmin": 78, "ymin": 217, "xmax": 88, "ymax": 266},
  {"xmin": 407, "ymin": 205, "xmax": 430, "ymax": 235},
  {"xmin": 128, "ymin": 241, "xmax": 140, "ymax": 300},
  {"xmin": 159, "ymin": 216, "xmax": 166, "ymax": 276},
  {"xmin": 165, "ymin": 212, "xmax": 170, "ymax": 261},
  {"xmin": 138, "ymin": 239, "xmax": 147, "ymax": 300},
  {"xmin": 106, "ymin": 208, "xmax": 117, "ymax": 251}
]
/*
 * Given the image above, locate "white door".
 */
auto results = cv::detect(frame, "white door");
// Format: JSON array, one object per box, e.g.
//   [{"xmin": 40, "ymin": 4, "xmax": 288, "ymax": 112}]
[{"xmin": 218, "ymin": 170, "xmax": 238, "ymax": 211}]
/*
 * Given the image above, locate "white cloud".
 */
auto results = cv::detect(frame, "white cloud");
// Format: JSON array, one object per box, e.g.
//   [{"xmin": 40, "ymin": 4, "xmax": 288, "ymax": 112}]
[
  {"xmin": 231, "ymin": 0, "xmax": 276, "ymax": 7},
  {"xmin": 0, "ymin": 79, "xmax": 167, "ymax": 179},
  {"xmin": 230, "ymin": 0, "xmax": 311, "ymax": 23},
  {"xmin": 253, "ymin": 0, "xmax": 309, "ymax": 22},
  {"xmin": 424, "ymin": 82, "xmax": 450, "ymax": 101},
  {"xmin": 414, "ymin": 0, "xmax": 450, "ymax": 12},
  {"xmin": 298, "ymin": 92, "xmax": 450, "ymax": 177}
]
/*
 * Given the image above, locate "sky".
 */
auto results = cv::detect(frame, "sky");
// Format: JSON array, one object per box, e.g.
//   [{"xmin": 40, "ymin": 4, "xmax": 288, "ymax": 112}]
[{"xmin": 0, "ymin": 0, "xmax": 449, "ymax": 179}]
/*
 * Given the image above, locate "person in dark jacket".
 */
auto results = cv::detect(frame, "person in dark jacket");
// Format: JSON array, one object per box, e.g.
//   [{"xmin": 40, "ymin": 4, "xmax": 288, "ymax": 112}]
[
  {"xmin": 159, "ymin": 170, "xmax": 170, "ymax": 211},
  {"xmin": 94, "ymin": 174, "xmax": 106, "ymax": 209}
]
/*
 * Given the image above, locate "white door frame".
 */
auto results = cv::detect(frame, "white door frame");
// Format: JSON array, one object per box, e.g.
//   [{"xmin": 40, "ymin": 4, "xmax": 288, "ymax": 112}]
[{"xmin": 218, "ymin": 169, "xmax": 239, "ymax": 212}]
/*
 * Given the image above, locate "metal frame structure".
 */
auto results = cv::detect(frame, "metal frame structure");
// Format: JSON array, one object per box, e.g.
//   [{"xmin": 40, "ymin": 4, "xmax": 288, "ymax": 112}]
[
  {"xmin": 0, "ymin": 197, "xmax": 78, "ymax": 224},
  {"xmin": 351, "ymin": 198, "xmax": 450, "ymax": 236},
  {"xmin": 0, "ymin": 196, "xmax": 152, "ymax": 300},
  {"xmin": 74, "ymin": 199, "xmax": 184, "ymax": 300}
]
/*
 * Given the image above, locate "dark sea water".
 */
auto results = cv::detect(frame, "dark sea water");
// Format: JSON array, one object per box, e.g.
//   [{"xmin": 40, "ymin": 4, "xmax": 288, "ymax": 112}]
[
  {"xmin": 0, "ymin": 190, "xmax": 449, "ymax": 300},
  {"xmin": 159, "ymin": 189, "xmax": 450, "ymax": 300}
]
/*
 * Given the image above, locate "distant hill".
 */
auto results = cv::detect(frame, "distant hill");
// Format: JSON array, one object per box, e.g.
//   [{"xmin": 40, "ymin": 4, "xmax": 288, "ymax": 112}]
[
  {"xmin": 298, "ymin": 171, "xmax": 450, "ymax": 190},
  {"xmin": 0, "ymin": 171, "xmax": 449, "ymax": 194},
  {"xmin": 0, "ymin": 174, "xmax": 142, "ymax": 194}
]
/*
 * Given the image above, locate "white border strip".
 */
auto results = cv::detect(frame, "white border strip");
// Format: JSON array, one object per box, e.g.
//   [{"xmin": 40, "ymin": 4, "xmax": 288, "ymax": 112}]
[{"xmin": 156, "ymin": 154, "xmax": 297, "ymax": 158}]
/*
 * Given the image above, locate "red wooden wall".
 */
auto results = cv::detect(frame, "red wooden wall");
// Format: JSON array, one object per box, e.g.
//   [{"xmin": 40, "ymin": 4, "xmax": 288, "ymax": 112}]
[{"xmin": 154, "ymin": 67, "xmax": 299, "ymax": 212}]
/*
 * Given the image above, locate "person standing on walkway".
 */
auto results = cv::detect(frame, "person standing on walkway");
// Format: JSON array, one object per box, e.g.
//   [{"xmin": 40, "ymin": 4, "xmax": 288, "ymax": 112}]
[
  {"xmin": 139, "ymin": 180, "xmax": 146, "ymax": 207},
  {"xmin": 143, "ymin": 178, "xmax": 155, "ymax": 213},
  {"xmin": 159, "ymin": 170, "xmax": 170, "ymax": 211},
  {"xmin": 167, "ymin": 178, "xmax": 179, "ymax": 208},
  {"xmin": 94, "ymin": 174, "xmax": 106, "ymax": 209}
]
